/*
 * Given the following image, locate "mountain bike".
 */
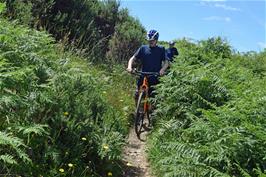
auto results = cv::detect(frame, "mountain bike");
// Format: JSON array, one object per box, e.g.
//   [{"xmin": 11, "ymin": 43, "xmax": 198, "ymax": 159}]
[{"xmin": 132, "ymin": 69, "xmax": 159, "ymax": 138}]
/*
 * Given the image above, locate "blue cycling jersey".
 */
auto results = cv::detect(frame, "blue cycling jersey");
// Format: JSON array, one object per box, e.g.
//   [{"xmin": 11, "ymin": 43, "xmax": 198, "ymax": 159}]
[
  {"xmin": 134, "ymin": 45, "xmax": 166, "ymax": 73},
  {"xmin": 166, "ymin": 47, "xmax": 178, "ymax": 62}
]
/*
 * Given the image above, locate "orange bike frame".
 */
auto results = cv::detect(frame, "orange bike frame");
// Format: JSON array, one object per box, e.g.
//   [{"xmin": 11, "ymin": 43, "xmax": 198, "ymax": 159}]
[{"xmin": 139, "ymin": 76, "xmax": 149, "ymax": 112}]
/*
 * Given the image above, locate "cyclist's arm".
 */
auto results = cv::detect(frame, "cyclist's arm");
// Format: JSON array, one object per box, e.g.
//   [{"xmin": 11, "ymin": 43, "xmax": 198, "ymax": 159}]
[
  {"xmin": 127, "ymin": 55, "xmax": 136, "ymax": 72},
  {"xmin": 160, "ymin": 59, "xmax": 169, "ymax": 76}
]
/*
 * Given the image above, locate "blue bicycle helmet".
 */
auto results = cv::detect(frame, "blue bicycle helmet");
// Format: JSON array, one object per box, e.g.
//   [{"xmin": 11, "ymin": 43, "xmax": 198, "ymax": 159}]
[
  {"xmin": 169, "ymin": 41, "xmax": 175, "ymax": 45},
  {"xmin": 147, "ymin": 29, "xmax": 159, "ymax": 41}
]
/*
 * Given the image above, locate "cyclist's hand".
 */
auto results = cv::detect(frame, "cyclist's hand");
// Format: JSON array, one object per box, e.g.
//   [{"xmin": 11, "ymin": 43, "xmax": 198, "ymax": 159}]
[
  {"xmin": 159, "ymin": 69, "xmax": 165, "ymax": 76},
  {"xmin": 126, "ymin": 67, "xmax": 133, "ymax": 73}
]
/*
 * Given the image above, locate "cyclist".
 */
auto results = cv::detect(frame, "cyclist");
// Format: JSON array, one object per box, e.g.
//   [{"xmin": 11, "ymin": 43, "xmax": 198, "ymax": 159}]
[
  {"xmin": 166, "ymin": 41, "xmax": 179, "ymax": 62},
  {"xmin": 127, "ymin": 29, "xmax": 169, "ymax": 104}
]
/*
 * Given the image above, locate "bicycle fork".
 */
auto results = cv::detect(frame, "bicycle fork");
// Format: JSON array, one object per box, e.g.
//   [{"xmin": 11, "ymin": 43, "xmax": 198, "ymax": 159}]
[{"xmin": 141, "ymin": 76, "xmax": 149, "ymax": 113}]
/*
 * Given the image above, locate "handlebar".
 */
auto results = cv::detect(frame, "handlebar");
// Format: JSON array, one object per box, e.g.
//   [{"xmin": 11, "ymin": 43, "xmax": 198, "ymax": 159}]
[{"xmin": 131, "ymin": 69, "xmax": 160, "ymax": 77}]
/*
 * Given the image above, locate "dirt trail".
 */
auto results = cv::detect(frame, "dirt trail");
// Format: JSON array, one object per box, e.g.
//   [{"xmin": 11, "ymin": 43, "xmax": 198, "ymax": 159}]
[{"xmin": 121, "ymin": 124, "xmax": 153, "ymax": 177}]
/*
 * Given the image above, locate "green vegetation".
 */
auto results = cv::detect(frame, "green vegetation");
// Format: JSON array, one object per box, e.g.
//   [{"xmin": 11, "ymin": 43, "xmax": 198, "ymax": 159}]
[
  {"xmin": 3, "ymin": 0, "xmax": 145, "ymax": 64},
  {"xmin": 149, "ymin": 38, "xmax": 266, "ymax": 177},
  {"xmin": 0, "ymin": 12, "xmax": 135, "ymax": 177},
  {"xmin": 1, "ymin": 1, "xmax": 266, "ymax": 176}
]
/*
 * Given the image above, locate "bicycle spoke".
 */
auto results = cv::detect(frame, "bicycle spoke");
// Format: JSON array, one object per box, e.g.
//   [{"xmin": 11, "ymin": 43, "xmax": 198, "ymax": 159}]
[{"xmin": 135, "ymin": 92, "xmax": 145, "ymax": 137}]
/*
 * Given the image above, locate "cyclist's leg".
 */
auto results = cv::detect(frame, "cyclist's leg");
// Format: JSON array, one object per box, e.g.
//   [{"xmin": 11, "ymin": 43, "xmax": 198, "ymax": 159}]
[
  {"xmin": 147, "ymin": 77, "xmax": 159, "ymax": 111},
  {"xmin": 148, "ymin": 76, "xmax": 159, "ymax": 97}
]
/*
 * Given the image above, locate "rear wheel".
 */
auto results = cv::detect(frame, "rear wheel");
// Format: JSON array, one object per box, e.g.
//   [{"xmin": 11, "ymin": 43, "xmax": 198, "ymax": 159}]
[
  {"xmin": 146, "ymin": 107, "xmax": 151, "ymax": 127},
  {"xmin": 135, "ymin": 91, "xmax": 145, "ymax": 137}
]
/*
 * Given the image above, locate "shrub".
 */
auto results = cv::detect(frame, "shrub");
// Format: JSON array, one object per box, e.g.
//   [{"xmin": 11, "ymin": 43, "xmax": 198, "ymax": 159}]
[
  {"xmin": 0, "ymin": 16, "xmax": 127, "ymax": 176},
  {"xmin": 149, "ymin": 38, "xmax": 266, "ymax": 177}
]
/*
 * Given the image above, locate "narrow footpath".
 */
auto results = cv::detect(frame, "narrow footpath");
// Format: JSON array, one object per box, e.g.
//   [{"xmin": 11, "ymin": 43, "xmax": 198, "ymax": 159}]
[{"xmin": 121, "ymin": 125, "xmax": 153, "ymax": 177}]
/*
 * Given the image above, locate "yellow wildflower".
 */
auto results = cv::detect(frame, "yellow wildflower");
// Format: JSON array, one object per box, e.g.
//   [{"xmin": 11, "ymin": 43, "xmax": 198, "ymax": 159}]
[
  {"xmin": 103, "ymin": 91, "xmax": 107, "ymax": 94},
  {"xmin": 59, "ymin": 168, "xmax": 64, "ymax": 173},
  {"xmin": 126, "ymin": 162, "xmax": 132, "ymax": 166},
  {"xmin": 81, "ymin": 137, "xmax": 87, "ymax": 141},
  {"xmin": 63, "ymin": 112, "xmax": 69, "ymax": 116},
  {"xmin": 68, "ymin": 163, "xmax": 74, "ymax": 168},
  {"xmin": 107, "ymin": 172, "xmax": 112, "ymax": 176},
  {"xmin": 103, "ymin": 144, "xmax": 109, "ymax": 150}
]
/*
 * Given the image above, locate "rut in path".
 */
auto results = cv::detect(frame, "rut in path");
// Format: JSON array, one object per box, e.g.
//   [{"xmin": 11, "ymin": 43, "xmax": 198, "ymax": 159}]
[{"xmin": 121, "ymin": 124, "xmax": 153, "ymax": 177}]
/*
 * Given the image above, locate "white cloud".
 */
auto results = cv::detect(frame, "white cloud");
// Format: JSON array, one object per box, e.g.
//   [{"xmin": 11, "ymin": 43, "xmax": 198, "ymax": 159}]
[
  {"xmin": 203, "ymin": 16, "xmax": 231, "ymax": 22},
  {"xmin": 258, "ymin": 42, "xmax": 266, "ymax": 49},
  {"xmin": 214, "ymin": 3, "xmax": 241, "ymax": 11},
  {"xmin": 200, "ymin": 1, "xmax": 241, "ymax": 12},
  {"xmin": 224, "ymin": 17, "xmax": 231, "ymax": 22}
]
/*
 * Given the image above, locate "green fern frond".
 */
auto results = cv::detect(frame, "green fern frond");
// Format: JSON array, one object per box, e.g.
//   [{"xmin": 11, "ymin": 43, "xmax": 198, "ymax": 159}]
[
  {"xmin": 0, "ymin": 95, "xmax": 18, "ymax": 110},
  {"xmin": 0, "ymin": 132, "xmax": 25, "ymax": 148},
  {"xmin": 160, "ymin": 159, "xmax": 229, "ymax": 177},
  {"xmin": 235, "ymin": 163, "xmax": 252, "ymax": 177},
  {"xmin": 16, "ymin": 148, "xmax": 31, "ymax": 163},
  {"xmin": 0, "ymin": 154, "xmax": 17, "ymax": 165},
  {"xmin": 0, "ymin": 2, "xmax": 6, "ymax": 13},
  {"xmin": 161, "ymin": 142, "xmax": 201, "ymax": 161},
  {"xmin": 0, "ymin": 132, "xmax": 31, "ymax": 164},
  {"xmin": 16, "ymin": 124, "xmax": 49, "ymax": 136},
  {"xmin": 254, "ymin": 168, "xmax": 266, "ymax": 177}
]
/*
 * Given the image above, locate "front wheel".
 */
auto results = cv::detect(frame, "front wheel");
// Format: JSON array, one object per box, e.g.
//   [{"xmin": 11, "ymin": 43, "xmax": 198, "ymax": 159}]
[{"xmin": 135, "ymin": 91, "xmax": 145, "ymax": 137}]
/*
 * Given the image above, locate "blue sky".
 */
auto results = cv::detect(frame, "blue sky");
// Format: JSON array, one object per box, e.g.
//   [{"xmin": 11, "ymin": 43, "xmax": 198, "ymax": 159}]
[{"xmin": 119, "ymin": 0, "xmax": 265, "ymax": 52}]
